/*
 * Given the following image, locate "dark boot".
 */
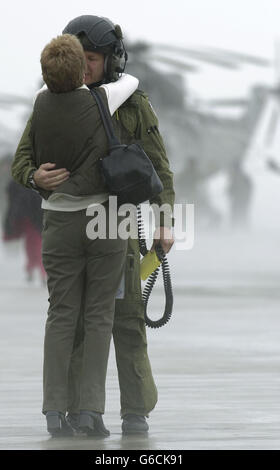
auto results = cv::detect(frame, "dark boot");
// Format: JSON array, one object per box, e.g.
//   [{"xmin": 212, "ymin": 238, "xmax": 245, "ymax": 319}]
[
  {"xmin": 78, "ymin": 411, "xmax": 110, "ymax": 437},
  {"xmin": 122, "ymin": 414, "xmax": 149, "ymax": 434},
  {"xmin": 46, "ymin": 411, "xmax": 74, "ymax": 437},
  {"xmin": 65, "ymin": 413, "xmax": 82, "ymax": 433}
]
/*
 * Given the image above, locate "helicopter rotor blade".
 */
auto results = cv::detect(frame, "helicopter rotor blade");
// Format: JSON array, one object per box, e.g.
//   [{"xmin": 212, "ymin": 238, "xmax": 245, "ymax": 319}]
[
  {"xmin": 0, "ymin": 94, "xmax": 32, "ymax": 106},
  {"xmin": 207, "ymin": 98, "xmax": 250, "ymax": 107},
  {"xmin": 274, "ymin": 39, "xmax": 280, "ymax": 86},
  {"xmin": 150, "ymin": 55, "xmax": 199, "ymax": 72},
  {"xmin": 153, "ymin": 44, "xmax": 240, "ymax": 69},
  {"xmin": 125, "ymin": 41, "xmax": 150, "ymax": 54},
  {"xmin": 197, "ymin": 47, "xmax": 271, "ymax": 67},
  {"xmin": 153, "ymin": 43, "xmax": 270, "ymax": 69}
]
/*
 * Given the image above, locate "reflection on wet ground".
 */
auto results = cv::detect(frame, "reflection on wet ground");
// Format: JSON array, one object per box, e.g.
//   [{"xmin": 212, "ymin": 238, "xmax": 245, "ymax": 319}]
[{"xmin": 1, "ymin": 231, "xmax": 280, "ymax": 450}]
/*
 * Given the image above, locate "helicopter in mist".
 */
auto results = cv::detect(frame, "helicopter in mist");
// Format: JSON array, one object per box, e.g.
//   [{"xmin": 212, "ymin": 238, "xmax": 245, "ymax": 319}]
[
  {"xmin": 125, "ymin": 40, "xmax": 272, "ymax": 227},
  {"xmin": 0, "ymin": 39, "xmax": 273, "ymax": 227}
]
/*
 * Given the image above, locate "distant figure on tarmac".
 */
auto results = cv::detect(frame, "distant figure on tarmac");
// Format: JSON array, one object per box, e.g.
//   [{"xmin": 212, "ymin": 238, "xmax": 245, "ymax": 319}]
[
  {"xmin": 267, "ymin": 158, "xmax": 280, "ymax": 175},
  {"xmin": 228, "ymin": 162, "xmax": 253, "ymax": 228},
  {"xmin": 2, "ymin": 180, "xmax": 46, "ymax": 283}
]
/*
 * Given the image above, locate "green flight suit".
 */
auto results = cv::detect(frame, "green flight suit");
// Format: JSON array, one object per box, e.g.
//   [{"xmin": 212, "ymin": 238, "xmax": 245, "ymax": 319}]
[{"xmin": 11, "ymin": 89, "xmax": 175, "ymax": 417}]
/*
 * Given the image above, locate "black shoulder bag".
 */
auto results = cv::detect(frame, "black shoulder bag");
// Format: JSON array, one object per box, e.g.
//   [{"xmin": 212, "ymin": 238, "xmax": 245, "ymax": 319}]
[{"xmin": 90, "ymin": 88, "xmax": 163, "ymax": 206}]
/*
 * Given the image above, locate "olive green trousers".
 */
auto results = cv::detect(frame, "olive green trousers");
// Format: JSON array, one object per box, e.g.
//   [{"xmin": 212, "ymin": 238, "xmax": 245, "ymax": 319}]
[
  {"xmin": 41, "ymin": 207, "xmax": 127, "ymax": 414},
  {"xmin": 67, "ymin": 237, "xmax": 158, "ymax": 417}
]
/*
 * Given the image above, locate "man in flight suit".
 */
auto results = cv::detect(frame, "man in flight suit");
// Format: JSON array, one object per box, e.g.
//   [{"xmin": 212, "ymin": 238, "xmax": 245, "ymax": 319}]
[{"xmin": 11, "ymin": 15, "xmax": 175, "ymax": 434}]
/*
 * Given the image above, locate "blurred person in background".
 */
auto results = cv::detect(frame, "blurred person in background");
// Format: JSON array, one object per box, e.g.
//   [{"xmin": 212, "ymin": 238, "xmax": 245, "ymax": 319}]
[
  {"xmin": 228, "ymin": 161, "xmax": 253, "ymax": 228},
  {"xmin": 2, "ymin": 179, "xmax": 46, "ymax": 283},
  {"xmin": 12, "ymin": 15, "xmax": 175, "ymax": 435},
  {"xmin": 267, "ymin": 158, "xmax": 280, "ymax": 174}
]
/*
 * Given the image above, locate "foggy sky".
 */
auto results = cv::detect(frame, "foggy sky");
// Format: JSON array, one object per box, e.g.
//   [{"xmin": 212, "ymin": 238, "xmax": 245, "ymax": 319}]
[{"xmin": 1, "ymin": 0, "xmax": 279, "ymax": 100}]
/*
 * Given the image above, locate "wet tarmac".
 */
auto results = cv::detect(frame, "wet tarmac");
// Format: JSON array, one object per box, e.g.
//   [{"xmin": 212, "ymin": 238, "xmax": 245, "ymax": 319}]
[{"xmin": 0, "ymin": 230, "xmax": 280, "ymax": 450}]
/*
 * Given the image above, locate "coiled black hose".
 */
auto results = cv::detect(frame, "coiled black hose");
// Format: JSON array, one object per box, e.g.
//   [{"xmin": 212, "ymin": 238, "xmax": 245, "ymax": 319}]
[{"xmin": 137, "ymin": 205, "xmax": 173, "ymax": 328}]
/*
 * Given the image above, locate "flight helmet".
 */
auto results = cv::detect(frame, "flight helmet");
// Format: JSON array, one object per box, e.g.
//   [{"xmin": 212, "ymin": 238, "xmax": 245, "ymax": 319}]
[{"xmin": 63, "ymin": 15, "xmax": 128, "ymax": 82}]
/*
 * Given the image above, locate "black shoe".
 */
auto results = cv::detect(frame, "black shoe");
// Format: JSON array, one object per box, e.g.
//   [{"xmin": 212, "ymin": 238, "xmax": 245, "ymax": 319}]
[
  {"xmin": 78, "ymin": 411, "xmax": 110, "ymax": 437},
  {"xmin": 122, "ymin": 414, "xmax": 149, "ymax": 434},
  {"xmin": 46, "ymin": 411, "xmax": 74, "ymax": 437}
]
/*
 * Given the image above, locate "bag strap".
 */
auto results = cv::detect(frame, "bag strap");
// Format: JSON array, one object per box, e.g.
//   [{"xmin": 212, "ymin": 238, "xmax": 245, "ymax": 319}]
[{"xmin": 90, "ymin": 88, "xmax": 120, "ymax": 148}]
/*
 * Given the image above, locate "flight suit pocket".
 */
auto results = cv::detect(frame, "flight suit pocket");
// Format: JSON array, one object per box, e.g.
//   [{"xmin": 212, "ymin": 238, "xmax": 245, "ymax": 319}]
[
  {"xmin": 124, "ymin": 250, "xmax": 142, "ymax": 301},
  {"xmin": 133, "ymin": 357, "xmax": 158, "ymax": 413},
  {"xmin": 134, "ymin": 358, "xmax": 150, "ymax": 379},
  {"xmin": 125, "ymin": 253, "xmax": 136, "ymax": 296},
  {"xmin": 119, "ymin": 111, "xmax": 137, "ymax": 137}
]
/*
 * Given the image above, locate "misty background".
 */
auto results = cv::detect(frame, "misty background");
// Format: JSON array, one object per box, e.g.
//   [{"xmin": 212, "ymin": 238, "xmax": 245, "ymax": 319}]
[
  {"xmin": 1, "ymin": 0, "xmax": 280, "ymax": 231},
  {"xmin": 0, "ymin": 0, "xmax": 280, "ymax": 450}
]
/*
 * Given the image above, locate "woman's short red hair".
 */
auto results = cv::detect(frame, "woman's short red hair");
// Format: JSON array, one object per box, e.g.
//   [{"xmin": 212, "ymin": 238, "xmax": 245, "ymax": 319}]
[{"xmin": 40, "ymin": 34, "xmax": 86, "ymax": 93}]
